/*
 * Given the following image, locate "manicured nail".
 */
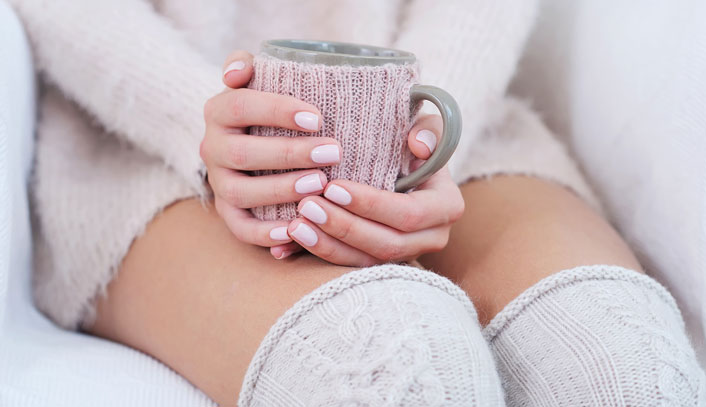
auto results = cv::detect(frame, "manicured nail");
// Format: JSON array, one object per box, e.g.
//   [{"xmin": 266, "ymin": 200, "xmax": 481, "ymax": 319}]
[
  {"xmin": 294, "ymin": 112, "xmax": 319, "ymax": 131},
  {"xmin": 415, "ymin": 129, "xmax": 437, "ymax": 154},
  {"xmin": 324, "ymin": 184, "xmax": 352, "ymax": 205},
  {"xmin": 271, "ymin": 246, "xmax": 293, "ymax": 260},
  {"xmin": 299, "ymin": 201, "xmax": 327, "ymax": 224},
  {"xmin": 275, "ymin": 250, "xmax": 293, "ymax": 260},
  {"xmin": 269, "ymin": 226, "xmax": 290, "ymax": 241},
  {"xmin": 223, "ymin": 60, "xmax": 246, "ymax": 76},
  {"xmin": 291, "ymin": 223, "xmax": 318, "ymax": 246},
  {"xmin": 310, "ymin": 145, "xmax": 340, "ymax": 164},
  {"xmin": 295, "ymin": 173, "xmax": 324, "ymax": 194}
]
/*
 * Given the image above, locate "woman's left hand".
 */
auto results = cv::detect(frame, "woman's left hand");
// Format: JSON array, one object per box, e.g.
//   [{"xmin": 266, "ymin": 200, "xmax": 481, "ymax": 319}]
[{"xmin": 278, "ymin": 114, "xmax": 465, "ymax": 267}]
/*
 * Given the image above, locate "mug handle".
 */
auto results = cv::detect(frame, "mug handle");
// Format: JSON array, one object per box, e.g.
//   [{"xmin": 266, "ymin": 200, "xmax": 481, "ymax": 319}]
[{"xmin": 395, "ymin": 84, "xmax": 462, "ymax": 192}]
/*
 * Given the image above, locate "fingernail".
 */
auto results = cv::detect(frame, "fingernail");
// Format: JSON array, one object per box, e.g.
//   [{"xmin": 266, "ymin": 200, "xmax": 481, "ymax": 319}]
[
  {"xmin": 271, "ymin": 246, "xmax": 293, "ymax": 260},
  {"xmin": 223, "ymin": 60, "xmax": 246, "ymax": 76},
  {"xmin": 276, "ymin": 251, "xmax": 293, "ymax": 260},
  {"xmin": 299, "ymin": 201, "xmax": 327, "ymax": 224},
  {"xmin": 310, "ymin": 145, "xmax": 340, "ymax": 164},
  {"xmin": 415, "ymin": 129, "xmax": 437, "ymax": 154},
  {"xmin": 324, "ymin": 184, "xmax": 352, "ymax": 205},
  {"xmin": 295, "ymin": 173, "xmax": 324, "ymax": 194},
  {"xmin": 269, "ymin": 226, "xmax": 291, "ymax": 241},
  {"xmin": 273, "ymin": 249, "xmax": 293, "ymax": 260},
  {"xmin": 291, "ymin": 223, "xmax": 318, "ymax": 246},
  {"xmin": 294, "ymin": 111, "xmax": 319, "ymax": 131}
]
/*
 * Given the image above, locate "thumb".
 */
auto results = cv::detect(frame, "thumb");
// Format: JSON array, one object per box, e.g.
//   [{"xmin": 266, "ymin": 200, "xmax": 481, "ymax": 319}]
[
  {"xmin": 407, "ymin": 114, "xmax": 442, "ymax": 160},
  {"xmin": 222, "ymin": 50, "xmax": 255, "ymax": 89}
]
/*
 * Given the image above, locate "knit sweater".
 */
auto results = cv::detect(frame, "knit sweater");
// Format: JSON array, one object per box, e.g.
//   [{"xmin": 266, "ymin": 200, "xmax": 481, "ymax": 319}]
[{"xmin": 8, "ymin": 0, "xmax": 596, "ymax": 329}]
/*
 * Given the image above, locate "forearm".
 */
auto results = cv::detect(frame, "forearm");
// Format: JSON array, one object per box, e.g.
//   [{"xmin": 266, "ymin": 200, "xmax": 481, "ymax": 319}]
[{"xmin": 9, "ymin": 0, "xmax": 222, "ymax": 188}]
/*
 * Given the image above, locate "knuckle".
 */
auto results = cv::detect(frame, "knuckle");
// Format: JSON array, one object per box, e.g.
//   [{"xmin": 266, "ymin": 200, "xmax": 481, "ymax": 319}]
[
  {"xmin": 199, "ymin": 138, "xmax": 208, "ymax": 161},
  {"xmin": 230, "ymin": 91, "xmax": 248, "ymax": 123},
  {"xmin": 357, "ymin": 193, "xmax": 378, "ymax": 219},
  {"xmin": 331, "ymin": 216, "xmax": 354, "ymax": 241},
  {"xmin": 228, "ymin": 141, "xmax": 250, "ymax": 170},
  {"xmin": 270, "ymin": 178, "xmax": 290, "ymax": 203},
  {"xmin": 449, "ymin": 196, "xmax": 466, "ymax": 222},
  {"xmin": 376, "ymin": 237, "xmax": 405, "ymax": 261},
  {"xmin": 399, "ymin": 204, "xmax": 425, "ymax": 232},
  {"xmin": 315, "ymin": 242, "xmax": 338, "ymax": 260},
  {"xmin": 429, "ymin": 232, "xmax": 450, "ymax": 253},
  {"xmin": 203, "ymin": 97, "xmax": 217, "ymax": 121},
  {"xmin": 279, "ymin": 142, "xmax": 297, "ymax": 167},
  {"xmin": 269, "ymin": 100, "xmax": 284, "ymax": 122},
  {"xmin": 214, "ymin": 197, "xmax": 225, "ymax": 217},
  {"xmin": 223, "ymin": 180, "xmax": 247, "ymax": 208}
]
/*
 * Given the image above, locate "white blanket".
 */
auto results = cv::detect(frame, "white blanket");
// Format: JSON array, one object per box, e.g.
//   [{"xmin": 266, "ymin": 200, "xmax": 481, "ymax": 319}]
[{"xmin": 0, "ymin": 2, "xmax": 214, "ymax": 405}]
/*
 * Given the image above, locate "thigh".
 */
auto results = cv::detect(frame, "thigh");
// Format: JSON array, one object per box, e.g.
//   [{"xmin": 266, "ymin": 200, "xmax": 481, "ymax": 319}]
[
  {"xmin": 420, "ymin": 175, "xmax": 642, "ymax": 325},
  {"xmin": 87, "ymin": 199, "xmax": 353, "ymax": 407}
]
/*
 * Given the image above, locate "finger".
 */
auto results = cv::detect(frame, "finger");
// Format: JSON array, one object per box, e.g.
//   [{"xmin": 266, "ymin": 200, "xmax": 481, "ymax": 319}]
[
  {"xmin": 270, "ymin": 242, "xmax": 303, "ymax": 260},
  {"xmin": 222, "ymin": 50, "xmax": 255, "ymax": 89},
  {"xmin": 287, "ymin": 218, "xmax": 379, "ymax": 267},
  {"xmin": 297, "ymin": 197, "xmax": 450, "ymax": 261},
  {"xmin": 214, "ymin": 198, "xmax": 294, "ymax": 247},
  {"xmin": 205, "ymin": 133, "xmax": 341, "ymax": 170},
  {"xmin": 210, "ymin": 167, "xmax": 327, "ymax": 209},
  {"xmin": 322, "ymin": 171, "xmax": 464, "ymax": 232},
  {"xmin": 208, "ymin": 88, "xmax": 322, "ymax": 131},
  {"xmin": 407, "ymin": 114, "xmax": 443, "ymax": 160}
]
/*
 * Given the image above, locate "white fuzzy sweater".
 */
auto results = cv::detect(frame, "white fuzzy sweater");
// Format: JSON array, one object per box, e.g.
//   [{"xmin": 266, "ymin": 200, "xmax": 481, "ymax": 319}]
[{"xmin": 8, "ymin": 0, "xmax": 595, "ymax": 329}]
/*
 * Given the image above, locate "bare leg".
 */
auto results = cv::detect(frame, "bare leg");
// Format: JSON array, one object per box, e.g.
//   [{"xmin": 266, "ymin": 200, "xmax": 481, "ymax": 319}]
[
  {"xmin": 87, "ymin": 199, "xmax": 354, "ymax": 406},
  {"xmin": 420, "ymin": 175, "xmax": 642, "ymax": 325},
  {"xmin": 87, "ymin": 198, "xmax": 505, "ymax": 407}
]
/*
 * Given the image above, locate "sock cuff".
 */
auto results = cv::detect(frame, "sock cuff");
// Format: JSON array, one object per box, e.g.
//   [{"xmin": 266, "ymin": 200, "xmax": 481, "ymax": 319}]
[
  {"xmin": 482, "ymin": 264, "xmax": 681, "ymax": 342},
  {"xmin": 238, "ymin": 264, "xmax": 475, "ymax": 405}
]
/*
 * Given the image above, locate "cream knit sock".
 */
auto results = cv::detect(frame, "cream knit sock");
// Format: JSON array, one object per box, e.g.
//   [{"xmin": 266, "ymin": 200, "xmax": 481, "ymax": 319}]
[
  {"xmin": 238, "ymin": 265, "xmax": 504, "ymax": 406},
  {"xmin": 484, "ymin": 265, "xmax": 706, "ymax": 406}
]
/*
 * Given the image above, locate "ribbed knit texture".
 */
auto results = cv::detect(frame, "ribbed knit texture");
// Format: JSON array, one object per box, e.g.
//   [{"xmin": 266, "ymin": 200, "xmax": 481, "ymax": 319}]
[
  {"xmin": 7, "ymin": 0, "xmax": 598, "ymax": 329},
  {"xmin": 249, "ymin": 55, "xmax": 419, "ymax": 221},
  {"xmin": 484, "ymin": 265, "xmax": 706, "ymax": 406},
  {"xmin": 239, "ymin": 265, "xmax": 504, "ymax": 406}
]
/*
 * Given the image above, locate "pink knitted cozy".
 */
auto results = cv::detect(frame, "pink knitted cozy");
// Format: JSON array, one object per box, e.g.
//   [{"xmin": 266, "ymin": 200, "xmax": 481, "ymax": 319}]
[{"xmin": 249, "ymin": 54, "xmax": 420, "ymax": 221}]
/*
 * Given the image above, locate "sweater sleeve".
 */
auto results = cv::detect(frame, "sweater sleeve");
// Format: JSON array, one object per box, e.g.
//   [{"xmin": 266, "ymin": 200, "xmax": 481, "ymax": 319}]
[
  {"xmin": 393, "ymin": 0, "xmax": 599, "ymax": 208},
  {"xmin": 8, "ymin": 0, "xmax": 223, "ymax": 191},
  {"xmin": 392, "ymin": 0, "xmax": 539, "ymax": 180}
]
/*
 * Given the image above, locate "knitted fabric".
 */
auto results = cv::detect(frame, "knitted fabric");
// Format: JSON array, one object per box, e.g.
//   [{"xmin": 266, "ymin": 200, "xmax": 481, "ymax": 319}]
[
  {"xmin": 9, "ymin": 0, "xmax": 600, "ymax": 330},
  {"xmin": 248, "ymin": 54, "xmax": 419, "ymax": 221},
  {"xmin": 484, "ymin": 265, "xmax": 706, "ymax": 406},
  {"xmin": 238, "ymin": 264, "xmax": 504, "ymax": 406}
]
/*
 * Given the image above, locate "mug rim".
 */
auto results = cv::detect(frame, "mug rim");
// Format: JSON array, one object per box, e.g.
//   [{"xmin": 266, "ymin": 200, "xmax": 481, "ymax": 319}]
[{"xmin": 262, "ymin": 39, "xmax": 417, "ymax": 66}]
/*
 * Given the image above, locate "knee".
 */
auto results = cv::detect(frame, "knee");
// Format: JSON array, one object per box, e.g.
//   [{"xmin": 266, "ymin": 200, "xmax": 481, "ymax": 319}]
[
  {"xmin": 239, "ymin": 264, "xmax": 504, "ymax": 406},
  {"xmin": 485, "ymin": 265, "xmax": 706, "ymax": 406}
]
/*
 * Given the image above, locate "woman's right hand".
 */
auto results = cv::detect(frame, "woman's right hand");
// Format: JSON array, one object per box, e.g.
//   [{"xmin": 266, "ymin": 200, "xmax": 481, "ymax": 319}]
[{"xmin": 200, "ymin": 51, "xmax": 341, "ymax": 259}]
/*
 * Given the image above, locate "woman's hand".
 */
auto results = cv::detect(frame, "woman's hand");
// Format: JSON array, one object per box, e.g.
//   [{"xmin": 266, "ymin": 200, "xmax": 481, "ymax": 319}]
[
  {"xmin": 286, "ymin": 114, "xmax": 466, "ymax": 267},
  {"xmin": 200, "ymin": 51, "xmax": 341, "ymax": 256}
]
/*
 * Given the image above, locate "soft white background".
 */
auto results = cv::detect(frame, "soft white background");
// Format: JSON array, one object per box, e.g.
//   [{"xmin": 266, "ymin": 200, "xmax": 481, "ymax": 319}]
[{"xmin": 1, "ymin": 0, "xmax": 704, "ymax": 404}]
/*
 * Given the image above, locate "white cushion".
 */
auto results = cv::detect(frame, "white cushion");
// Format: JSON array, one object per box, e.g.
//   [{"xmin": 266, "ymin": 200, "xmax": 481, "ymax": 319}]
[
  {"xmin": 0, "ymin": 2, "xmax": 214, "ymax": 405},
  {"xmin": 511, "ymin": 0, "xmax": 706, "ymax": 365}
]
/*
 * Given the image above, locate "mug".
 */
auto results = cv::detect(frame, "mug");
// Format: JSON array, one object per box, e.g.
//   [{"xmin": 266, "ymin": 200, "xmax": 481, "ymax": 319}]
[{"xmin": 249, "ymin": 39, "xmax": 461, "ymax": 221}]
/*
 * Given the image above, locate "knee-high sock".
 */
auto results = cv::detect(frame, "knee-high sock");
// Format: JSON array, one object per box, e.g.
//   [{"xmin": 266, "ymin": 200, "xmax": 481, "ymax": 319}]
[
  {"xmin": 238, "ymin": 264, "xmax": 504, "ymax": 407},
  {"xmin": 484, "ymin": 265, "xmax": 706, "ymax": 406}
]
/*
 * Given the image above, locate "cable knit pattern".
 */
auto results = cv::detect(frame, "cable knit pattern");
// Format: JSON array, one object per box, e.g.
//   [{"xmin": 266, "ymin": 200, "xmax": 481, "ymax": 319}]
[
  {"xmin": 239, "ymin": 264, "xmax": 504, "ymax": 406},
  {"xmin": 483, "ymin": 265, "xmax": 706, "ymax": 406},
  {"xmin": 249, "ymin": 55, "xmax": 419, "ymax": 220}
]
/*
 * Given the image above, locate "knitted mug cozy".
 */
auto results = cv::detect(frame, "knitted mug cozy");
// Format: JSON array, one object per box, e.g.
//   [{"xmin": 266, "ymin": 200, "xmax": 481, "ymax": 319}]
[{"xmin": 249, "ymin": 54, "xmax": 420, "ymax": 221}]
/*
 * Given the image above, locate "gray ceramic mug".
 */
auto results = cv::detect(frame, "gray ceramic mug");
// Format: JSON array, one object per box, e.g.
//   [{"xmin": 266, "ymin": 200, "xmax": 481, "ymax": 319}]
[{"xmin": 259, "ymin": 39, "xmax": 461, "ymax": 193}]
